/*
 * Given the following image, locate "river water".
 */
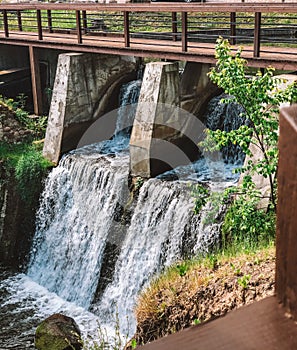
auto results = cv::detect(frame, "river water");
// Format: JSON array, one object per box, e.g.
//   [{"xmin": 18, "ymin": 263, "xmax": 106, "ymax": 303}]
[{"xmin": 0, "ymin": 85, "xmax": 245, "ymax": 349}]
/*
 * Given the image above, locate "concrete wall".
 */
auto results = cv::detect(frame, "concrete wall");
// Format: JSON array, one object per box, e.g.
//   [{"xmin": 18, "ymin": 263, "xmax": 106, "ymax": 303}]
[
  {"xmin": 180, "ymin": 62, "xmax": 220, "ymax": 118},
  {"xmin": 43, "ymin": 52, "xmax": 138, "ymax": 164},
  {"xmin": 130, "ymin": 61, "xmax": 208, "ymax": 178}
]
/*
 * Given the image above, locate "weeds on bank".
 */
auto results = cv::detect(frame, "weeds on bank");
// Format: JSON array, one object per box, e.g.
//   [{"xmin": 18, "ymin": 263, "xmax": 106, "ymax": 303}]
[
  {"xmin": 0, "ymin": 94, "xmax": 48, "ymax": 139},
  {"xmin": 0, "ymin": 95, "xmax": 52, "ymax": 205}
]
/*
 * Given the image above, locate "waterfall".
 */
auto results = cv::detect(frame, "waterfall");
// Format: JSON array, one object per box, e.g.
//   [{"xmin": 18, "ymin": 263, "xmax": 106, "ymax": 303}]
[
  {"xmin": 27, "ymin": 152, "xmax": 130, "ymax": 309},
  {"xmin": 27, "ymin": 158, "xmax": 221, "ymax": 338},
  {"xmin": 0, "ymin": 82, "xmax": 245, "ymax": 349},
  {"xmin": 95, "ymin": 179, "xmax": 213, "ymax": 335},
  {"xmin": 27, "ymin": 79, "xmax": 142, "ymax": 310},
  {"xmin": 26, "ymin": 88, "xmax": 241, "ymax": 338},
  {"xmin": 204, "ymin": 93, "xmax": 247, "ymax": 165},
  {"xmin": 115, "ymin": 79, "xmax": 142, "ymax": 137}
]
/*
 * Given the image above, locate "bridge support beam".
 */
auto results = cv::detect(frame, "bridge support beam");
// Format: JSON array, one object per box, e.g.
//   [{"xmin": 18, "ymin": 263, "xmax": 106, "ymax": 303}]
[
  {"xmin": 43, "ymin": 52, "xmax": 137, "ymax": 164},
  {"xmin": 29, "ymin": 45, "xmax": 43, "ymax": 116}
]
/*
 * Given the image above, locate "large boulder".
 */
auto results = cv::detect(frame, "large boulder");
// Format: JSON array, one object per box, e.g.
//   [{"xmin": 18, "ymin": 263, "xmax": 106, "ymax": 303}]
[{"xmin": 35, "ymin": 313, "xmax": 82, "ymax": 350}]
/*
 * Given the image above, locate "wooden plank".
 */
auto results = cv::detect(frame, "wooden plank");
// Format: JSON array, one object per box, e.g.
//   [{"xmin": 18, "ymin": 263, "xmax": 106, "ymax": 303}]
[
  {"xmin": 136, "ymin": 297, "xmax": 297, "ymax": 350},
  {"xmin": 1, "ymin": 30, "xmax": 297, "ymax": 70},
  {"xmin": 82, "ymin": 10, "xmax": 88, "ymax": 35},
  {"xmin": 47, "ymin": 10, "xmax": 53, "ymax": 34},
  {"xmin": 172, "ymin": 12, "xmax": 177, "ymax": 42},
  {"xmin": 230, "ymin": 12, "xmax": 236, "ymax": 45},
  {"xmin": 276, "ymin": 105, "xmax": 297, "ymax": 320},
  {"xmin": 1, "ymin": 3, "xmax": 297, "ymax": 14},
  {"xmin": 29, "ymin": 45, "xmax": 43, "ymax": 116},
  {"xmin": 17, "ymin": 10, "xmax": 22, "ymax": 32}
]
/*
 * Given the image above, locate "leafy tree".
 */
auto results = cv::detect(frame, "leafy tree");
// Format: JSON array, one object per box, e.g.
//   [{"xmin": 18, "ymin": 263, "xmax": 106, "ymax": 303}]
[{"xmin": 203, "ymin": 37, "xmax": 297, "ymax": 209}]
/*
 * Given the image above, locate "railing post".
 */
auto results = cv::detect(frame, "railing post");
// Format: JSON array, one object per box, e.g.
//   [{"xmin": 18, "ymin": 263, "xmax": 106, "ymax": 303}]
[
  {"xmin": 3, "ymin": 10, "xmax": 9, "ymax": 38},
  {"xmin": 76, "ymin": 10, "xmax": 82, "ymax": 44},
  {"xmin": 124, "ymin": 11, "xmax": 130, "ymax": 48},
  {"xmin": 182, "ymin": 11, "xmax": 188, "ymax": 52},
  {"xmin": 172, "ymin": 12, "xmax": 177, "ymax": 42},
  {"xmin": 230, "ymin": 12, "xmax": 236, "ymax": 45},
  {"xmin": 82, "ymin": 10, "xmax": 88, "ymax": 34},
  {"xmin": 29, "ymin": 45, "xmax": 43, "ymax": 116},
  {"xmin": 254, "ymin": 12, "xmax": 261, "ymax": 58},
  {"xmin": 17, "ymin": 10, "xmax": 22, "ymax": 32},
  {"xmin": 277, "ymin": 105, "xmax": 297, "ymax": 321},
  {"xmin": 37, "ymin": 9, "xmax": 43, "ymax": 40},
  {"xmin": 47, "ymin": 10, "xmax": 53, "ymax": 33}
]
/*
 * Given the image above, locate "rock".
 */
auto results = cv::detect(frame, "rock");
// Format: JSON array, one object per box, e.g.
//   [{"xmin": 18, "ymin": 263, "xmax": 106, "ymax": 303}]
[{"xmin": 35, "ymin": 313, "xmax": 82, "ymax": 350}]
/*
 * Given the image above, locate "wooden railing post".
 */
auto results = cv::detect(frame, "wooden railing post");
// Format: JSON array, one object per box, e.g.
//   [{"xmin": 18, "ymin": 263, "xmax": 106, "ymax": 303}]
[
  {"xmin": 182, "ymin": 11, "xmax": 188, "ymax": 52},
  {"xmin": 254, "ymin": 12, "xmax": 261, "ymax": 57},
  {"xmin": 37, "ymin": 9, "xmax": 43, "ymax": 40},
  {"xmin": 276, "ymin": 105, "xmax": 297, "ymax": 321},
  {"xmin": 172, "ymin": 12, "xmax": 177, "ymax": 42},
  {"xmin": 82, "ymin": 10, "xmax": 88, "ymax": 34},
  {"xmin": 47, "ymin": 10, "xmax": 53, "ymax": 33},
  {"xmin": 17, "ymin": 10, "xmax": 22, "ymax": 31},
  {"xmin": 3, "ymin": 10, "xmax": 9, "ymax": 38},
  {"xmin": 124, "ymin": 11, "xmax": 130, "ymax": 48},
  {"xmin": 76, "ymin": 10, "xmax": 82, "ymax": 44},
  {"xmin": 230, "ymin": 12, "xmax": 236, "ymax": 45}
]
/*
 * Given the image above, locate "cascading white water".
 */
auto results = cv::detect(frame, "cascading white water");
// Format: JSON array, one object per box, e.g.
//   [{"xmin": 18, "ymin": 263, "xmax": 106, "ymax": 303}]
[
  {"xmin": 204, "ymin": 93, "xmax": 247, "ymax": 165},
  {"xmin": 27, "ymin": 151, "xmax": 130, "ymax": 308},
  {"xmin": 0, "ymin": 83, "xmax": 246, "ymax": 349},
  {"xmin": 27, "ymin": 79, "xmax": 142, "ymax": 310},
  {"xmin": 115, "ymin": 79, "xmax": 142, "ymax": 137},
  {"xmin": 95, "ymin": 179, "xmax": 212, "ymax": 335},
  {"xmin": 28, "ymin": 88, "xmax": 243, "ymax": 336}
]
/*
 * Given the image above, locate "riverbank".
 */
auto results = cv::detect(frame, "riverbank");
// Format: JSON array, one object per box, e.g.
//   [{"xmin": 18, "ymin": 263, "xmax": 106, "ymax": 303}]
[{"xmin": 131, "ymin": 246, "xmax": 275, "ymax": 346}]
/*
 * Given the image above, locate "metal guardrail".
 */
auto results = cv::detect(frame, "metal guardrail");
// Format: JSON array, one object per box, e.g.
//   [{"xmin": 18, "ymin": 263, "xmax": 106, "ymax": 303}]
[{"xmin": 0, "ymin": 3, "xmax": 297, "ymax": 58}]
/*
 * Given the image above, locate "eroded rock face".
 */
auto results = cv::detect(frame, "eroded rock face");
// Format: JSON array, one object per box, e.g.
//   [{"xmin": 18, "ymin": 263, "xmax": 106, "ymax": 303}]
[{"xmin": 35, "ymin": 314, "xmax": 82, "ymax": 350}]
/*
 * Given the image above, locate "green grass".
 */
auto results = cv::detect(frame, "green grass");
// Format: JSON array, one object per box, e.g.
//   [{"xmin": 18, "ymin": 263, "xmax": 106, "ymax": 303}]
[{"xmin": 0, "ymin": 142, "xmax": 53, "ymax": 205}]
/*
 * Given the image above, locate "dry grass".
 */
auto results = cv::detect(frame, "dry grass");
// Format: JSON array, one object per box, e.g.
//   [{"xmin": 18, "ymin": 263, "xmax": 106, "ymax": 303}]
[{"xmin": 132, "ymin": 245, "xmax": 275, "ymax": 345}]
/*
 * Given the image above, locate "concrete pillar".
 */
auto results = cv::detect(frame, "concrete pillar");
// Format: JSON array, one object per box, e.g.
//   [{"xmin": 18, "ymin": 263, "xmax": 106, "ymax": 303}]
[
  {"xmin": 180, "ymin": 62, "xmax": 220, "ymax": 118},
  {"xmin": 43, "ymin": 53, "xmax": 137, "ymax": 164},
  {"xmin": 130, "ymin": 61, "xmax": 201, "ymax": 178}
]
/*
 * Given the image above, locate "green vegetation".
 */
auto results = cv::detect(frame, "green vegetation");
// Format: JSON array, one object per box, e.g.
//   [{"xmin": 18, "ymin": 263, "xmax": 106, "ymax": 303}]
[
  {"xmin": 0, "ymin": 142, "xmax": 52, "ymax": 206},
  {"xmin": 1, "ymin": 94, "xmax": 47, "ymax": 139},
  {"xmin": 134, "ymin": 37, "xmax": 291, "ymax": 344},
  {"xmin": 196, "ymin": 37, "xmax": 297, "ymax": 251},
  {"xmin": 0, "ymin": 96, "xmax": 52, "ymax": 206},
  {"xmin": 14, "ymin": 145, "xmax": 52, "ymax": 205},
  {"xmin": 134, "ymin": 245, "xmax": 275, "ymax": 345}
]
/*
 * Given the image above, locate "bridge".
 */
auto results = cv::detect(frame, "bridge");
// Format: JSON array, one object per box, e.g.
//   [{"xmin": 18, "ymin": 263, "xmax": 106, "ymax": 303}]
[{"xmin": 1, "ymin": 2, "xmax": 297, "ymax": 114}]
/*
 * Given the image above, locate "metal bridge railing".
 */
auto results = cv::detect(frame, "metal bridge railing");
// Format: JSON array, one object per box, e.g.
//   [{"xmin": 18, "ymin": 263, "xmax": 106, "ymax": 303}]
[{"xmin": 0, "ymin": 3, "xmax": 297, "ymax": 58}]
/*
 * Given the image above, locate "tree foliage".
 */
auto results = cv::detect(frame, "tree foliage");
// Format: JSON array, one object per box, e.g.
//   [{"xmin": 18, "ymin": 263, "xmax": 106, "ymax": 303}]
[{"xmin": 203, "ymin": 37, "xmax": 297, "ymax": 209}]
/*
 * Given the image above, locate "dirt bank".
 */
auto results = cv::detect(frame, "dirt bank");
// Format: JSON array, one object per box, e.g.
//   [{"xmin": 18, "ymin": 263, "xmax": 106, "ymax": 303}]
[{"xmin": 131, "ymin": 247, "xmax": 275, "ymax": 346}]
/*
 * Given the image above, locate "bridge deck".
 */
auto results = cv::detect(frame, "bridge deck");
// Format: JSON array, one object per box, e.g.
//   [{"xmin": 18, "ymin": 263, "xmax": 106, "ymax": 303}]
[{"xmin": 1, "ymin": 30, "xmax": 297, "ymax": 70}]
